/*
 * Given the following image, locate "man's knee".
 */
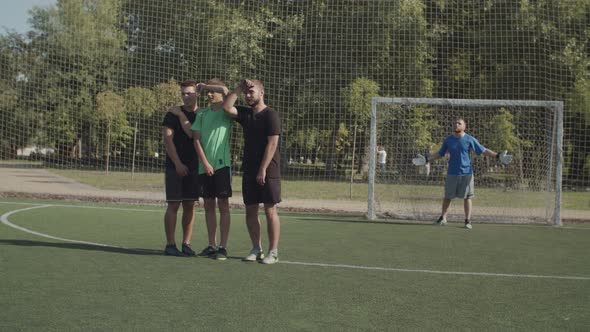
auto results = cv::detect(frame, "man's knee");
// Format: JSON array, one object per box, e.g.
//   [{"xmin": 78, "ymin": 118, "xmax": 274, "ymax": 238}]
[
  {"xmin": 167, "ymin": 202, "xmax": 181, "ymax": 212},
  {"xmin": 246, "ymin": 204, "xmax": 259, "ymax": 217},
  {"xmin": 217, "ymin": 198, "xmax": 230, "ymax": 212},
  {"xmin": 203, "ymin": 198, "xmax": 216, "ymax": 211}
]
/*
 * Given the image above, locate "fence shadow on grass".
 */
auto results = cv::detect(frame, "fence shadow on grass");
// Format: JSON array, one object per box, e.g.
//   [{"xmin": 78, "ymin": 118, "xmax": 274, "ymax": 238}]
[{"xmin": 0, "ymin": 239, "xmax": 163, "ymax": 256}]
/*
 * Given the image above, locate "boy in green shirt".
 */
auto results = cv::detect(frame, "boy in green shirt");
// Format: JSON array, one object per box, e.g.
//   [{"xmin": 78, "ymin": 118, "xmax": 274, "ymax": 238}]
[{"xmin": 171, "ymin": 78, "xmax": 233, "ymax": 260}]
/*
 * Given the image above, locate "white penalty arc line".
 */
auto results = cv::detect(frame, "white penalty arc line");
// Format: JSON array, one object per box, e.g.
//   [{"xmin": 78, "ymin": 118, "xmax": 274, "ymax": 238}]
[
  {"xmin": 1, "ymin": 205, "xmax": 124, "ymax": 248},
  {"xmin": 1, "ymin": 204, "xmax": 590, "ymax": 281}
]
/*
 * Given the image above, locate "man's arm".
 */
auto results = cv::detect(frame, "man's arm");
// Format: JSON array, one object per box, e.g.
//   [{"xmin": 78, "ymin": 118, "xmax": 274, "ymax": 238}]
[
  {"xmin": 162, "ymin": 127, "xmax": 188, "ymax": 176},
  {"xmin": 426, "ymin": 151, "xmax": 442, "ymax": 162},
  {"xmin": 256, "ymin": 135, "xmax": 279, "ymax": 185},
  {"xmin": 193, "ymin": 132, "xmax": 214, "ymax": 176},
  {"xmin": 222, "ymin": 82, "xmax": 246, "ymax": 118},
  {"xmin": 413, "ymin": 147, "xmax": 441, "ymax": 166},
  {"xmin": 167, "ymin": 106, "xmax": 194, "ymax": 138},
  {"xmin": 483, "ymin": 149, "xmax": 497, "ymax": 158},
  {"xmin": 484, "ymin": 148, "xmax": 513, "ymax": 164}
]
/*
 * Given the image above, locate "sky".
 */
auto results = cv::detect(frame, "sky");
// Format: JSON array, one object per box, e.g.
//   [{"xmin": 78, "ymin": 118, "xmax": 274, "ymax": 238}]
[{"xmin": 0, "ymin": 0, "xmax": 56, "ymax": 33}]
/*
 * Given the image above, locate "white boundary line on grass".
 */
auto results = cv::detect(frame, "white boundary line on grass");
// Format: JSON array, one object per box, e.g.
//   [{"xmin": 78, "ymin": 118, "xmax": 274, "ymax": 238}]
[
  {"xmin": 1, "ymin": 205, "xmax": 124, "ymax": 248},
  {"xmin": 1, "ymin": 202, "xmax": 589, "ymax": 281}
]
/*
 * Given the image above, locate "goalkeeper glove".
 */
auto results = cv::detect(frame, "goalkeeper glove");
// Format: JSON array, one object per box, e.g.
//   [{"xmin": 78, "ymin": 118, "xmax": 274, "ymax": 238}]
[
  {"xmin": 496, "ymin": 150, "xmax": 513, "ymax": 165},
  {"xmin": 412, "ymin": 153, "xmax": 428, "ymax": 166}
]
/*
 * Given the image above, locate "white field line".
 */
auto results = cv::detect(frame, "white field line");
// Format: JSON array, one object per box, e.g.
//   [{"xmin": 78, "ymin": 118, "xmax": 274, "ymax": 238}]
[
  {"xmin": 1, "ymin": 203, "xmax": 590, "ymax": 281},
  {"xmin": 1, "ymin": 205, "xmax": 123, "ymax": 248}
]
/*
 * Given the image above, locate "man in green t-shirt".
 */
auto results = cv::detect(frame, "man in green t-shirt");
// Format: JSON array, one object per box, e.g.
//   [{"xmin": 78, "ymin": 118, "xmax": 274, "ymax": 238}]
[{"xmin": 170, "ymin": 78, "xmax": 233, "ymax": 260}]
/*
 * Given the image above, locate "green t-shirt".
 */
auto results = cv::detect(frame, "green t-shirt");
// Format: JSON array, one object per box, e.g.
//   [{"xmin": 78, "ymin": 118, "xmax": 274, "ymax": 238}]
[{"xmin": 191, "ymin": 106, "xmax": 234, "ymax": 175}]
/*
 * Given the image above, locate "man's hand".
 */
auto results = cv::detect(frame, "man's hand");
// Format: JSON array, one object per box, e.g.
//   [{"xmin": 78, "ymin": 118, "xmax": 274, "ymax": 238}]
[
  {"xmin": 174, "ymin": 162, "xmax": 189, "ymax": 177},
  {"xmin": 196, "ymin": 83, "xmax": 206, "ymax": 94},
  {"xmin": 256, "ymin": 168, "xmax": 266, "ymax": 186},
  {"xmin": 203, "ymin": 162, "xmax": 214, "ymax": 177},
  {"xmin": 497, "ymin": 150, "xmax": 513, "ymax": 165},
  {"xmin": 240, "ymin": 79, "xmax": 254, "ymax": 92}
]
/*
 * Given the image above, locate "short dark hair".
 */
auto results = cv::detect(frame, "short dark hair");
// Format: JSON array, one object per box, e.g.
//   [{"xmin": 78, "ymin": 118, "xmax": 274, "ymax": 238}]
[
  {"xmin": 251, "ymin": 79, "xmax": 264, "ymax": 90},
  {"xmin": 181, "ymin": 80, "xmax": 197, "ymax": 88},
  {"xmin": 207, "ymin": 78, "xmax": 227, "ymax": 87}
]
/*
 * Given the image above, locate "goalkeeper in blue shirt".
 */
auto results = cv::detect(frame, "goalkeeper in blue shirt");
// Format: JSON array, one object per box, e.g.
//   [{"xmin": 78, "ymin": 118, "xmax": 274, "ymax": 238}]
[{"xmin": 413, "ymin": 118, "xmax": 512, "ymax": 229}]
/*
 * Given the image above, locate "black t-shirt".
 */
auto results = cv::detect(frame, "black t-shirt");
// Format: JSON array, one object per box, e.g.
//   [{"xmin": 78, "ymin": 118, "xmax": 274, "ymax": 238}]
[
  {"xmin": 235, "ymin": 106, "xmax": 281, "ymax": 178},
  {"xmin": 161, "ymin": 107, "xmax": 198, "ymax": 170}
]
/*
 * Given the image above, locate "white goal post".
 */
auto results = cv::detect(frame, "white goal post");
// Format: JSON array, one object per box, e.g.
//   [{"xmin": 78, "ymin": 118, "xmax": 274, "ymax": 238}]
[{"xmin": 367, "ymin": 97, "xmax": 564, "ymax": 226}]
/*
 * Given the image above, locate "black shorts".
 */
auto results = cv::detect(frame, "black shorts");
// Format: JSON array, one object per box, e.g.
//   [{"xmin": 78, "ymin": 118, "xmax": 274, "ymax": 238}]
[
  {"xmin": 198, "ymin": 166, "xmax": 232, "ymax": 199},
  {"xmin": 165, "ymin": 167, "xmax": 199, "ymax": 202},
  {"xmin": 242, "ymin": 176, "xmax": 281, "ymax": 205}
]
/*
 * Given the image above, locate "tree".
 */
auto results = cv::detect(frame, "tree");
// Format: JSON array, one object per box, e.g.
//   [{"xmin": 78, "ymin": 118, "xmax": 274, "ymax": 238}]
[
  {"xmin": 96, "ymin": 90, "xmax": 130, "ymax": 172},
  {"xmin": 0, "ymin": 32, "xmax": 43, "ymax": 160},
  {"xmin": 152, "ymin": 80, "xmax": 181, "ymax": 112},
  {"xmin": 341, "ymin": 77, "xmax": 379, "ymax": 175},
  {"xmin": 486, "ymin": 109, "xmax": 533, "ymax": 188},
  {"xmin": 124, "ymin": 86, "xmax": 157, "ymax": 172},
  {"xmin": 26, "ymin": 0, "xmax": 127, "ymax": 159}
]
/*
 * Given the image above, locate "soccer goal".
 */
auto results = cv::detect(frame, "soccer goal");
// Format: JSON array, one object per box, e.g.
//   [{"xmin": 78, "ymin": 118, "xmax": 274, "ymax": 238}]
[{"xmin": 367, "ymin": 97, "xmax": 564, "ymax": 225}]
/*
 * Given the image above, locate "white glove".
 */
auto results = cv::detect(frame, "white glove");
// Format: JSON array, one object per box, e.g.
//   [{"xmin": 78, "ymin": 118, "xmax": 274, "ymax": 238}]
[
  {"xmin": 497, "ymin": 150, "xmax": 512, "ymax": 165},
  {"xmin": 412, "ymin": 154, "xmax": 427, "ymax": 166}
]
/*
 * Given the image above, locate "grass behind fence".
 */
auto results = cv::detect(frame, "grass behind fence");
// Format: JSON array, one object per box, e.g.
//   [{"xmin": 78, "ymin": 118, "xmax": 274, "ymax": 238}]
[{"xmin": 48, "ymin": 169, "xmax": 589, "ymax": 210}]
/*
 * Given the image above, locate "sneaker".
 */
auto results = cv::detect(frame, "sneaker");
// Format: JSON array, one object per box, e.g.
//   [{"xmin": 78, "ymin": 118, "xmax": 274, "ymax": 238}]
[
  {"xmin": 216, "ymin": 247, "xmax": 228, "ymax": 261},
  {"xmin": 464, "ymin": 222, "xmax": 473, "ymax": 229},
  {"xmin": 198, "ymin": 245, "xmax": 217, "ymax": 258},
  {"xmin": 261, "ymin": 251, "xmax": 279, "ymax": 265},
  {"xmin": 181, "ymin": 243, "xmax": 195, "ymax": 256},
  {"xmin": 243, "ymin": 248, "xmax": 264, "ymax": 262},
  {"xmin": 164, "ymin": 244, "xmax": 185, "ymax": 257},
  {"xmin": 434, "ymin": 216, "xmax": 447, "ymax": 226}
]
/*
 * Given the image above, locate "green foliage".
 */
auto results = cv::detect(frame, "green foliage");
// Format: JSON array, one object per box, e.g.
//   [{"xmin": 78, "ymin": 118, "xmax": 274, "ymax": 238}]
[
  {"xmin": 409, "ymin": 107, "xmax": 440, "ymax": 151},
  {"xmin": 152, "ymin": 81, "xmax": 181, "ymax": 112},
  {"xmin": 124, "ymin": 87, "xmax": 157, "ymax": 120},
  {"xmin": 486, "ymin": 109, "xmax": 528, "ymax": 153},
  {"xmin": 96, "ymin": 90, "xmax": 132, "ymax": 165},
  {"xmin": 569, "ymin": 78, "xmax": 590, "ymax": 123},
  {"xmin": 334, "ymin": 122, "xmax": 351, "ymax": 162},
  {"xmin": 342, "ymin": 77, "xmax": 380, "ymax": 125}
]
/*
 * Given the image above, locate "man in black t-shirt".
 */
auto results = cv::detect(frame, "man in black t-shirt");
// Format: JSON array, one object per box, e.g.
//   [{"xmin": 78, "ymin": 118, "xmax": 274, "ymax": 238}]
[
  {"xmin": 222, "ymin": 79, "xmax": 281, "ymax": 264},
  {"xmin": 161, "ymin": 80, "xmax": 201, "ymax": 256}
]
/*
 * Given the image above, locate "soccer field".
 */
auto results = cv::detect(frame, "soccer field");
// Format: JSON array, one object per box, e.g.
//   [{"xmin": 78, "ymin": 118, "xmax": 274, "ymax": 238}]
[{"xmin": 1, "ymin": 199, "xmax": 589, "ymax": 331}]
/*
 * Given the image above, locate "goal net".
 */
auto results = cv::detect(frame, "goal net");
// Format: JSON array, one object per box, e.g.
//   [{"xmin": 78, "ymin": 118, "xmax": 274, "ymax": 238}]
[{"xmin": 368, "ymin": 97, "xmax": 564, "ymax": 225}]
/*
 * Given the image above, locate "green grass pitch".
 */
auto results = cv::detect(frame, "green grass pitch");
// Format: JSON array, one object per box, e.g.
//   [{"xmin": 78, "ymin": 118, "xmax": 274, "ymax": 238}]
[{"xmin": 1, "ymin": 199, "xmax": 589, "ymax": 331}]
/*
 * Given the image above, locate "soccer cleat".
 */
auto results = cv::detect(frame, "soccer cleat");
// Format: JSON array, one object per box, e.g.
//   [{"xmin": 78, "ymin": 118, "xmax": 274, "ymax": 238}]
[
  {"xmin": 198, "ymin": 245, "xmax": 217, "ymax": 258},
  {"xmin": 434, "ymin": 216, "xmax": 447, "ymax": 226},
  {"xmin": 164, "ymin": 244, "xmax": 185, "ymax": 257},
  {"xmin": 464, "ymin": 222, "xmax": 473, "ymax": 229},
  {"xmin": 181, "ymin": 243, "xmax": 195, "ymax": 256},
  {"xmin": 261, "ymin": 251, "xmax": 279, "ymax": 265},
  {"xmin": 215, "ymin": 247, "xmax": 228, "ymax": 261},
  {"xmin": 243, "ymin": 248, "xmax": 264, "ymax": 262}
]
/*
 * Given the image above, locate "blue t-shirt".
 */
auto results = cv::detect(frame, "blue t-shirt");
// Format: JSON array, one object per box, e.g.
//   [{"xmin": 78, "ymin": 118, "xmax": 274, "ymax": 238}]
[{"xmin": 438, "ymin": 134, "xmax": 486, "ymax": 176}]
